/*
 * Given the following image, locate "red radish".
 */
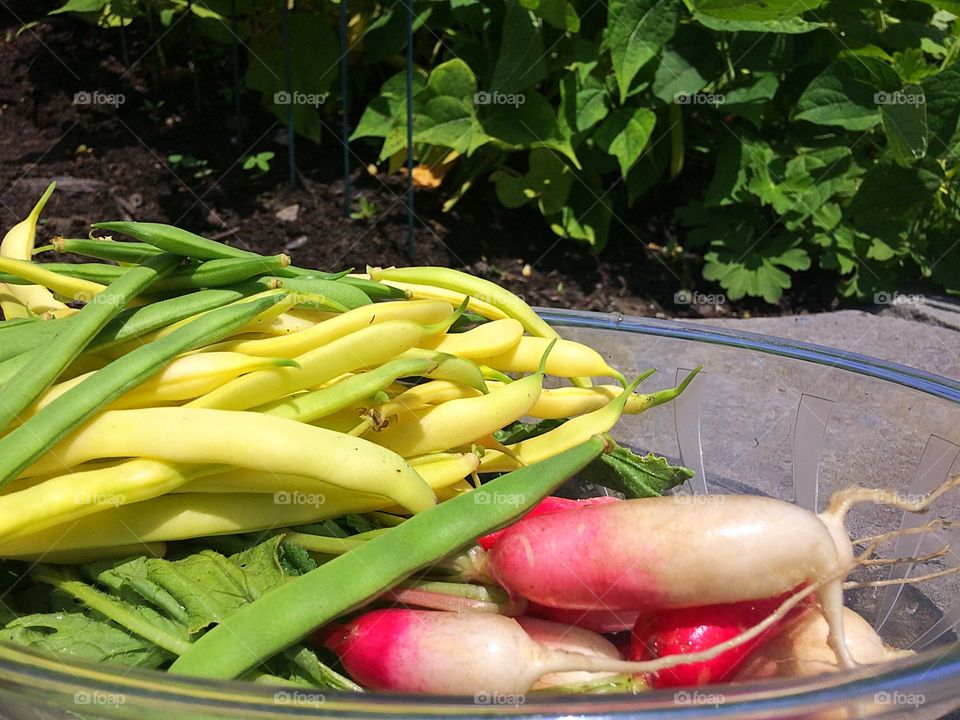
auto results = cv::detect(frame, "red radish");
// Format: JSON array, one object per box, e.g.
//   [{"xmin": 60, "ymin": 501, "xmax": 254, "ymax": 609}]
[
  {"xmin": 735, "ymin": 606, "xmax": 914, "ymax": 681},
  {"xmin": 480, "ymin": 481, "xmax": 958, "ymax": 671},
  {"xmin": 628, "ymin": 593, "xmax": 811, "ymax": 687},
  {"xmin": 318, "ymin": 607, "xmax": 796, "ymax": 695},
  {"xmin": 477, "ymin": 496, "xmax": 620, "ymax": 550},
  {"xmin": 527, "ymin": 602, "xmax": 639, "ymax": 633},
  {"xmin": 514, "ymin": 616, "xmax": 621, "ymax": 689},
  {"xmin": 319, "ymin": 608, "xmax": 632, "ymax": 694}
]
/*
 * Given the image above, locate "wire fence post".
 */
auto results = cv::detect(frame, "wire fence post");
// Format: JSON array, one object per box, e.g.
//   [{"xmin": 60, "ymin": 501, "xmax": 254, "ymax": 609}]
[
  {"xmin": 230, "ymin": 0, "xmax": 243, "ymax": 145},
  {"xmin": 405, "ymin": 0, "xmax": 415, "ymax": 260},
  {"xmin": 119, "ymin": 16, "xmax": 129, "ymax": 67},
  {"xmin": 186, "ymin": 0, "xmax": 203, "ymax": 116},
  {"xmin": 283, "ymin": 0, "xmax": 296, "ymax": 185},
  {"xmin": 339, "ymin": 0, "xmax": 351, "ymax": 217}
]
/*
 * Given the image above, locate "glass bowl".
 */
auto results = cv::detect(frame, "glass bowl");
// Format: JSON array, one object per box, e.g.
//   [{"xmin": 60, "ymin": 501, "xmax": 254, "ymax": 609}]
[{"xmin": 0, "ymin": 310, "xmax": 958, "ymax": 720}]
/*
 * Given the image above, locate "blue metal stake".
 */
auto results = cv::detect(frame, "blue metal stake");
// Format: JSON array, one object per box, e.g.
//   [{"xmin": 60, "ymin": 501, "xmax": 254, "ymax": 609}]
[
  {"xmin": 230, "ymin": 0, "xmax": 242, "ymax": 145},
  {"xmin": 283, "ymin": 0, "xmax": 296, "ymax": 185},
  {"xmin": 339, "ymin": 0, "xmax": 351, "ymax": 217},
  {"xmin": 405, "ymin": 0, "xmax": 415, "ymax": 259}
]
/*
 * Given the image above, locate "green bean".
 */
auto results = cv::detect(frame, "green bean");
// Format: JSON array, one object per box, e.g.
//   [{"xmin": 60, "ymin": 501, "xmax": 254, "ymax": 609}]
[
  {"xmin": 92, "ymin": 221, "xmax": 331, "ymax": 271},
  {"xmin": 0, "ymin": 263, "xmax": 119, "ymax": 285},
  {"xmin": 0, "ymin": 292, "xmax": 287, "ymax": 488},
  {"xmin": 92, "ymin": 221, "xmax": 404, "ymax": 301},
  {"xmin": 0, "ymin": 349, "xmax": 35, "ymax": 386},
  {"xmin": 0, "ymin": 317, "xmax": 66, "ymax": 362},
  {"xmin": 157, "ymin": 256, "xmax": 290, "ymax": 291},
  {"xmin": 334, "ymin": 275, "xmax": 407, "ymax": 301},
  {"xmin": 87, "ymin": 282, "xmax": 267, "ymax": 353},
  {"xmin": 268, "ymin": 274, "xmax": 371, "ymax": 309},
  {"xmin": 50, "ymin": 237, "xmax": 163, "ymax": 264},
  {"xmin": 0, "ymin": 254, "xmax": 181, "ymax": 435},
  {"xmin": 0, "ymin": 317, "xmax": 40, "ymax": 329},
  {"xmin": 168, "ymin": 435, "xmax": 608, "ymax": 679},
  {"xmin": 26, "ymin": 256, "xmax": 290, "ymax": 293},
  {"xmin": 256, "ymin": 356, "xmax": 438, "ymax": 422}
]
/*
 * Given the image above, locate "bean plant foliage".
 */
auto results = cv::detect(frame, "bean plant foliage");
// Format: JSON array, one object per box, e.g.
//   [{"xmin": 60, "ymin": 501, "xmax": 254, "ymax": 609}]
[{"xmin": 53, "ymin": 0, "xmax": 960, "ymax": 303}]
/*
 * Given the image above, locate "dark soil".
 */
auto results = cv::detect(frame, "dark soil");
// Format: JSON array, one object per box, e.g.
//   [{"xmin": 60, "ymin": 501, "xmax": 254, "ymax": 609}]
[{"xmin": 0, "ymin": 1, "xmax": 842, "ymax": 318}]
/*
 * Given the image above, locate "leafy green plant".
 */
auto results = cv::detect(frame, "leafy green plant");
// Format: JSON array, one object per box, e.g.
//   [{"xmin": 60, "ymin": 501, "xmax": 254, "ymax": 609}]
[
  {"xmin": 350, "ymin": 194, "xmax": 378, "ymax": 221},
  {"xmin": 351, "ymin": 0, "xmax": 960, "ymax": 303},
  {"xmin": 167, "ymin": 153, "xmax": 212, "ymax": 179},
  {"xmin": 242, "ymin": 151, "xmax": 275, "ymax": 175}
]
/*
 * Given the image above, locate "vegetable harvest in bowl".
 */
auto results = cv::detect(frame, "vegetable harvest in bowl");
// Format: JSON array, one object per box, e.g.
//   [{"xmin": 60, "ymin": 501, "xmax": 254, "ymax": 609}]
[{"xmin": 0, "ymin": 184, "xmax": 954, "ymax": 701}]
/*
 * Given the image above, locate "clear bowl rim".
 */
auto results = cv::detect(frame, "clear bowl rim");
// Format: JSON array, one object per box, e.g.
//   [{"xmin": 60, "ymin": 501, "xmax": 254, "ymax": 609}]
[{"xmin": 2, "ymin": 308, "xmax": 958, "ymax": 718}]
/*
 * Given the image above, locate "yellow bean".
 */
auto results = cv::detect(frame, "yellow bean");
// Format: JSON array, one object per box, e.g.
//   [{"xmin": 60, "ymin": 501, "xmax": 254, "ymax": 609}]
[
  {"xmin": 23, "ymin": 407, "xmax": 436, "ymax": 514},
  {"xmin": 0, "ymin": 492, "xmax": 388, "ymax": 557},
  {"xmin": 417, "ymin": 318, "xmax": 524, "ymax": 359},
  {"xmin": 475, "ymin": 336, "xmax": 626, "ymax": 383},
  {"xmin": 22, "ymin": 352, "xmax": 294, "ymax": 417},
  {"xmin": 188, "ymin": 318, "xmax": 452, "ymax": 411},
  {"xmin": 0, "ymin": 459, "xmax": 215, "ymax": 543},
  {"xmin": 213, "ymin": 299, "xmax": 453, "ymax": 358},
  {"xmin": 360, "ymin": 278, "xmax": 509, "ymax": 321},
  {"xmin": 364, "ymin": 358, "xmax": 546, "ymax": 457},
  {"xmin": 0, "ymin": 183, "xmax": 70, "ymax": 318}
]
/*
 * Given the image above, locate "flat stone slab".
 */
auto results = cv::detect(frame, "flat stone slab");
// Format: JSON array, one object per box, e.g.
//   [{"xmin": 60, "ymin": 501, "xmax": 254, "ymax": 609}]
[{"xmin": 693, "ymin": 308, "xmax": 960, "ymax": 382}]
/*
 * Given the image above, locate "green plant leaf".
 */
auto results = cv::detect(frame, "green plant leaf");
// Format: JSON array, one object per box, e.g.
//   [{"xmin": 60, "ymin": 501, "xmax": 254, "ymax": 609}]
[
  {"xmin": 652, "ymin": 26, "xmax": 724, "ymax": 103},
  {"xmin": 692, "ymin": 0, "xmax": 823, "ymax": 21},
  {"xmin": 574, "ymin": 88, "xmax": 609, "ymax": 133},
  {"xmin": 244, "ymin": 12, "xmax": 339, "ymax": 144},
  {"xmin": 492, "ymin": 149, "xmax": 573, "ymax": 216},
  {"xmin": 921, "ymin": 64, "xmax": 960, "ymax": 158},
  {"xmin": 879, "ymin": 84, "xmax": 928, "ymax": 165},
  {"xmin": 549, "ymin": 187, "xmax": 612, "ymax": 247},
  {"xmin": 412, "ymin": 60, "xmax": 490, "ymax": 155},
  {"xmin": 351, "ymin": 72, "xmax": 426, "ymax": 142},
  {"xmin": 0, "ymin": 611, "xmax": 173, "ymax": 667},
  {"xmin": 693, "ymin": 13, "xmax": 824, "ymax": 32},
  {"xmin": 593, "ymin": 107, "xmax": 657, "ymax": 178},
  {"xmin": 531, "ymin": 0, "xmax": 580, "ymax": 31},
  {"xmin": 579, "ymin": 443, "xmax": 693, "ymax": 499},
  {"xmin": 50, "ymin": 0, "xmax": 108, "ymax": 13},
  {"xmin": 719, "ymin": 72, "xmax": 780, "ymax": 128},
  {"xmin": 915, "ymin": 0, "xmax": 960, "ymax": 14},
  {"xmin": 850, "ymin": 159, "xmax": 943, "ymax": 241},
  {"xmin": 491, "ymin": 1, "xmax": 547, "ymax": 94},
  {"xmin": 607, "ymin": 0, "xmax": 680, "ymax": 102},
  {"xmin": 794, "ymin": 56, "xmax": 900, "ymax": 131},
  {"xmin": 480, "ymin": 90, "xmax": 578, "ymax": 165}
]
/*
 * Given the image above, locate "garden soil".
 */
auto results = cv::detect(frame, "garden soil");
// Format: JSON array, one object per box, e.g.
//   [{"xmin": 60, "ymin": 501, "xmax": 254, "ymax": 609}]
[{"xmin": 0, "ymin": 2, "xmax": 841, "ymax": 318}]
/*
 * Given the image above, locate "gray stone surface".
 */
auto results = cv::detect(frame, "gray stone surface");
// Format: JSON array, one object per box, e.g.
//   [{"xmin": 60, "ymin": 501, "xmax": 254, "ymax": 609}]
[{"xmin": 690, "ymin": 308, "xmax": 960, "ymax": 382}]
